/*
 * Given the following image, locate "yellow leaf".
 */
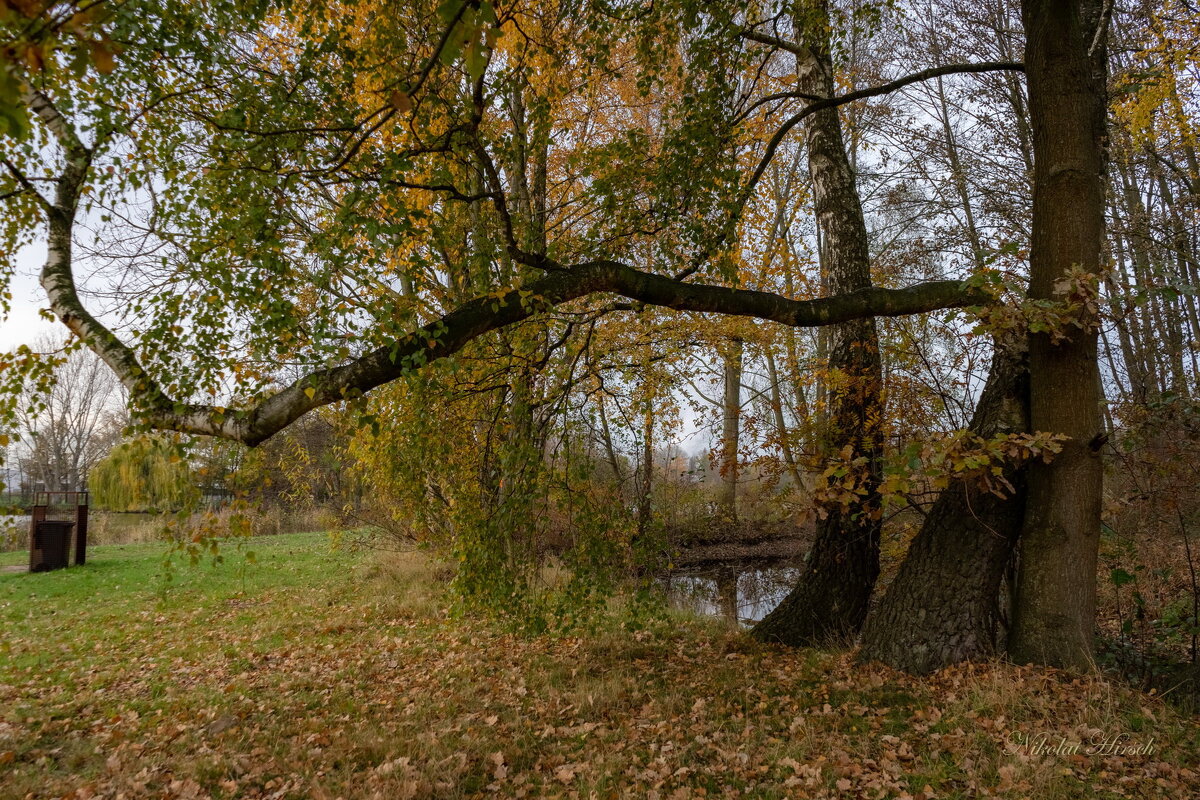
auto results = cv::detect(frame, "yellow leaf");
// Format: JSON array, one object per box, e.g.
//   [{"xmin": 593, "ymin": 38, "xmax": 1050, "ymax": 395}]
[
  {"xmin": 90, "ymin": 40, "xmax": 116, "ymax": 74},
  {"xmin": 304, "ymin": 387, "xmax": 316, "ymax": 399},
  {"xmin": 389, "ymin": 90, "xmax": 412, "ymax": 112}
]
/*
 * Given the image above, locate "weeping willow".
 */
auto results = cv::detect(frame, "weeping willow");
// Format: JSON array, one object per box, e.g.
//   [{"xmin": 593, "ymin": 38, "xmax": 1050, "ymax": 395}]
[{"xmin": 89, "ymin": 437, "xmax": 198, "ymax": 512}]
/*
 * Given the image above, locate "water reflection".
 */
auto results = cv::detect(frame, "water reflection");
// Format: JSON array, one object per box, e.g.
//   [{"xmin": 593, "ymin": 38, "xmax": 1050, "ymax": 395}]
[{"xmin": 663, "ymin": 560, "xmax": 801, "ymax": 625}]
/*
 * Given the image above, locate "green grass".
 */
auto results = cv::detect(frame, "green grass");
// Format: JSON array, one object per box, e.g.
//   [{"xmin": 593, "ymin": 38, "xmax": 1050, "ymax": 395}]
[
  {"xmin": 1, "ymin": 533, "xmax": 361, "ymax": 715},
  {"xmin": 2, "ymin": 531, "xmax": 357, "ymax": 640},
  {"xmin": 2, "ymin": 534, "xmax": 1198, "ymax": 800}
]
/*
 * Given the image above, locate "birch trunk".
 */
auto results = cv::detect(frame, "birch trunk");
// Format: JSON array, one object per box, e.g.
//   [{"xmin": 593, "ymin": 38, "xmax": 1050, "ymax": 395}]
[{"xmin": 752, "ymin": 0, "xmax": 885, "ymax": 646}]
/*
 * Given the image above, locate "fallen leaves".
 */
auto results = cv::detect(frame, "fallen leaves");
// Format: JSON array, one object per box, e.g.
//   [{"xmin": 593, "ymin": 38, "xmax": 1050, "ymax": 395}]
[{"xmin": 1, "ymin": 544, "xmax": 1197, "ymax": 799}]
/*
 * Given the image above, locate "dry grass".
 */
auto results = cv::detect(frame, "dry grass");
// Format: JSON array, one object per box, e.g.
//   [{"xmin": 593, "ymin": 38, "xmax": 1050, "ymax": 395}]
[{"xmin": 1, "ymin": 505, "xmax": 338, "ymax": 554}]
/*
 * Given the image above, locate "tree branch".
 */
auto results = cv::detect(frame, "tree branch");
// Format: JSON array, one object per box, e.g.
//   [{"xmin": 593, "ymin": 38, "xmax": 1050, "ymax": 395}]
[
  {"xmin": 1, "ymin": 159, "xmax": 50, "ymax": 210},
  {"xmin": 114, "ymin": 261, "xmax": 986, "ymax": 446},
  {"xmin": 740, "ymin": 29, "xmax": 807, "ymax": 57},
  {"xmin": 734, "ymin": 62, "xmax": 1026, "ymax": 217}
]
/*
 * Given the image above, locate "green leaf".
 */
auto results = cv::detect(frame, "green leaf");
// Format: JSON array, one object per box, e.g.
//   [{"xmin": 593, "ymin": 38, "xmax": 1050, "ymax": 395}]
[
  {"xmin": 436, "ymin": 0, "xmax": 464, "ymax": 23},
  {"xmin": 440, "ymin": 35, "xmax": 462, "ymax": 66},
  {"xmin": 464, "ymin": 40, "xmax": 487, "ymax": 81},
  {"xmin": 1110, "ymin": 568, "xmax": 1135, "ymax": 587},
  {"xmin": 478, "ymin": 0, "xmax": 497, "ymax": 25},
  {"xmin": 0, "ymin": 71, "xmax": 30, "ymax": 139}
]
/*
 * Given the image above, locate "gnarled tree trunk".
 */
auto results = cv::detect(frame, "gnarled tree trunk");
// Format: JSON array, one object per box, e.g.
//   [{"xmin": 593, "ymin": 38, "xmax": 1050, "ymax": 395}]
[{"xmin": 859, "ymin": 338, "xmax": 1029, "ymax": 674}]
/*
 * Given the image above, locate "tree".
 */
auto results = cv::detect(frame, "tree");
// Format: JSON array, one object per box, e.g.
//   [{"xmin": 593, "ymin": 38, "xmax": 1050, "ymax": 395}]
[
  {"xmin": 1007, "ymin": 0, "xmax": 1109, "ymax": 671},
  {"xmin": 750, "ymin": 0, "xmax": 886, "ymax": 647},
  {"xmin": 16, "ymin": 335, "xmax": 123, "ymax": 493},
  {"xmin": 89, "ymin": 435, "xmax": 197, "ymax": 512},
  {"xmin": 718, "ymin": 335, "xmax": 743, "ymax": 522},
  {"xmin": 858, "ymin": 0, "xmax": 1112, "ymax": 675},
  {"xmin": 856, "ymin": 0, "xmax": 1111, "ymax": 674}
]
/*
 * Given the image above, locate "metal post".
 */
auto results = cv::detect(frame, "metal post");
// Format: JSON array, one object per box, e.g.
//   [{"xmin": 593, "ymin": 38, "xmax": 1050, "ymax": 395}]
[
  {"xmin": 74, "ymin": 496, "xmax": 88, "ymax": 565},
  {"xmin": 28, "ymin": 497, "xmax": 46, "ymax": 573}
]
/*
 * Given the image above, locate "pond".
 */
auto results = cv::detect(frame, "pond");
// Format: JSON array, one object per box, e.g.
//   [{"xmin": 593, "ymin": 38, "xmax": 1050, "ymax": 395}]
[{"xmin": 662, "ymin": 559, "xmax": 802, "ymax": 625}]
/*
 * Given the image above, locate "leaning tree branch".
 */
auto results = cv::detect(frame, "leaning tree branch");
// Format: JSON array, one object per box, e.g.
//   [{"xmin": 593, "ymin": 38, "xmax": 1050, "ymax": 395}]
[
  {"xmin": 53, "ymin": 259, "xmax": 985, "ymax": 447},
  {"xmin": 28, "ymin": 48, "xmax": 1003, "ymax": 449}
]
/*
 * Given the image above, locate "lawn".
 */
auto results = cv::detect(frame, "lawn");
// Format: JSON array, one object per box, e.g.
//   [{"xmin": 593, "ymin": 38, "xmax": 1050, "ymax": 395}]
[{"xmin": 1, "ymin": 532, "xmax": 1197, "ymax": 799}]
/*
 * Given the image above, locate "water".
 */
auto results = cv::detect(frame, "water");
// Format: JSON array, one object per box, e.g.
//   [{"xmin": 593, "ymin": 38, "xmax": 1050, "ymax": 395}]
[{"xmin": 663, "ymin": 560, "xmax": 802, "ymax": 625}]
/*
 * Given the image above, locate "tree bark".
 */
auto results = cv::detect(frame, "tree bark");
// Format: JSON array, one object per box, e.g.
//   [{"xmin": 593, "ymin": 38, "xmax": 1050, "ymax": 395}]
[
  {"xmin": 719, "ymin": 337, "xmax": 743, "ymax": 522},
  {"xmin": 765, "ymin": 348, "xmax": 805, "ymax": 489},
  {"xmin": 1008, "ymin": 0, "xmax": 1108, "ymax": 671},
  {"xmin": 860, "ymin": 338, "xmax": 1030, "ymax": 674},
  {"xmin": 752, "ymin": 0, "xmax": 885, "ymax": 647}
]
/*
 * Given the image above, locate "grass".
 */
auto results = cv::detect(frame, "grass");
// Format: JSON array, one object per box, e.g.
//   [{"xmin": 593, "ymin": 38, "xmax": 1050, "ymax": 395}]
[{"xmin": 1, "ymin": 532, "xmax": 1198, "ymax": 799}]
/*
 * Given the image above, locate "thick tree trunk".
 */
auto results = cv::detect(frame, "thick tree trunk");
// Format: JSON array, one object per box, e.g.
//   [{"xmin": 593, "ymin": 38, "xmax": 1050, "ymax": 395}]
[
  {"xmin": 752, "ymin": 0, "xmax": 884, "ymax": 647},
  {"xmin": 1008, "ymin": 0, "xmax": 1108, "ymax": 671},
  {"xmin": 860, "ymin": 339, "xmax": 1029, "ymax": 674}
]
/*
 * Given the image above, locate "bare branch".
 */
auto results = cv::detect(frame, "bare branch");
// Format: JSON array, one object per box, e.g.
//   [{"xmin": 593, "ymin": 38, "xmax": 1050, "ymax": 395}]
[{"xmin": 734, "ymin": 62, "xmax": 1026, "ymax": 219}]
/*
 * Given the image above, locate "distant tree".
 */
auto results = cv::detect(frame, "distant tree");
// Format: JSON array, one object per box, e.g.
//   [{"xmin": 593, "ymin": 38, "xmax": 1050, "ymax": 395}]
[
  {"xmin": 17, "ymin": 335, "xmax": 124, "ymax": 494},
  {"xmin": 89, "ymin": 436, "xmax": 197, "ymax": 512}
]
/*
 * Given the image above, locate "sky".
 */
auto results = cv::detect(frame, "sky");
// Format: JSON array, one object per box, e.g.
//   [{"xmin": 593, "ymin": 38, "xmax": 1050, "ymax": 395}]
[
  {"xmin": 2, "ymin": 236, "xmax": 719, "ymax": 457},
  {"xmin": 1, "ymin": 244, "xmax": 59, "ymax": 351}
]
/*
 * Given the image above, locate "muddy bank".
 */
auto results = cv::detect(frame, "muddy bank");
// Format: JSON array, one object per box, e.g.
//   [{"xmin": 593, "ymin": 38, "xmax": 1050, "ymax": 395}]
[{"xmin": 664, "ymin": 519, "xmax": 811, "ymax": 567}]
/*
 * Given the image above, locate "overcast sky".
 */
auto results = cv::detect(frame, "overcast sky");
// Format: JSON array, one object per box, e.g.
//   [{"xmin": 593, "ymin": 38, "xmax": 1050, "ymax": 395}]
[
  {"xmin": 1, "ymin": 244, "xmax": 59, "ymax": 351},
  {"xmin": 2, "ymin": 239, "xmax": 719, "ymax": 457}
]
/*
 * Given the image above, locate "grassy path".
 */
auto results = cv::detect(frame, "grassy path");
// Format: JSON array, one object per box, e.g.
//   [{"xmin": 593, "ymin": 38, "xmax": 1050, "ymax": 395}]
[{"xmin": 1, "ymin": 533, "xmax": 1197, "ymax": 799}]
